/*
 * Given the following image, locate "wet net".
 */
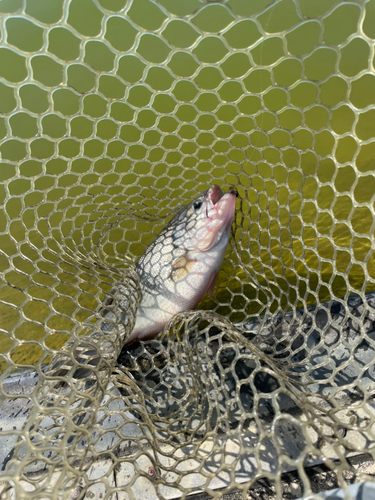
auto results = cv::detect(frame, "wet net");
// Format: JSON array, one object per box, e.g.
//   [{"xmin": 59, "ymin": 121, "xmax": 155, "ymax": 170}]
[{"xmin": 1, "ymin": 0, "xmax": 375, "ymax": 498}]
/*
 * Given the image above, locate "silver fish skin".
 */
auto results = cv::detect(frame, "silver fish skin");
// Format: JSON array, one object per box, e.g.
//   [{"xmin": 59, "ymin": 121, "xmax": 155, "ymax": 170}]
[{"xmin": 124, "ymin": 185, "xmax": 237, "ymax": 345}]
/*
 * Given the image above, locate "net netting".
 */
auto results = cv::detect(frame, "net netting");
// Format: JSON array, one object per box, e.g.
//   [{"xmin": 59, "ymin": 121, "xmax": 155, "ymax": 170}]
[{"xmin": 0, "ymin": 0, "xmax": 375, "ymax": 498}]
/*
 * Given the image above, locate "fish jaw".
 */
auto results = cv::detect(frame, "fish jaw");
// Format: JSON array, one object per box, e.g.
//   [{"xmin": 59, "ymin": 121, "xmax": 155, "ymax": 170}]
[
  {"xmin": 193, "ymin": 186, "xmax": 237, "ymax": 252},
  {"xmin": 124, "ymin": 187, "xmax": 237, "ymax": 345}
]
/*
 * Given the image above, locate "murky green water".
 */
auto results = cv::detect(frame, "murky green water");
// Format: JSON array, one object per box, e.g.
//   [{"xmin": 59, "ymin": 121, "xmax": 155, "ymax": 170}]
[{"xmin": 1, "ymin": 0, "xmax": 374, "ymax": 367}]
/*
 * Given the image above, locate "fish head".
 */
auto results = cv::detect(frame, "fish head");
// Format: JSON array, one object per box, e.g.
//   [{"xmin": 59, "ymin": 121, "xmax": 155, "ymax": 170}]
[{"xmin": 171, "ymin": 185, "xmax": 237, "ymax": 253}]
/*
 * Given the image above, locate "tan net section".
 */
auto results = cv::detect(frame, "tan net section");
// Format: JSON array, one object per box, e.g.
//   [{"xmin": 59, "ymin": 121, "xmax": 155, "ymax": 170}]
[{"xmin": 1, "ymin": 0, "xmax": 375, "ymax": 498}]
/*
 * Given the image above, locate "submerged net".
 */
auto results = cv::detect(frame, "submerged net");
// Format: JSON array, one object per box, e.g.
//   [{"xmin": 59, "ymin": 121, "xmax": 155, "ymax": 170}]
[{"xmin": 1, "ymin": 0, "xmax": 375, "ymax": 498}]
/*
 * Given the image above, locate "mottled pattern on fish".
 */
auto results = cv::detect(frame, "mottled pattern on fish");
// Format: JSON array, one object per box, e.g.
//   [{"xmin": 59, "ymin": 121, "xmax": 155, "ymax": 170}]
[{"xmin": 124, "ymin": 185, "xmax": 237, "ymax": 344}]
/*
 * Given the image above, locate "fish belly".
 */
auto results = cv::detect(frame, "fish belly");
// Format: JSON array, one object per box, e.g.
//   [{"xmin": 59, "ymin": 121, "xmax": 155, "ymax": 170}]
[{"xmin": 125, "ymin": 250, "xmax": 224, "ymax": 344}]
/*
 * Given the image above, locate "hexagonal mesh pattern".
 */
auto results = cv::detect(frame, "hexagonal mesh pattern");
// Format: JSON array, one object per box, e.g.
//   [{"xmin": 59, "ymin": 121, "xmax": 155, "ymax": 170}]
[{"xmin": 1, "ymin": 0, "xmax": 375, "ymax": 498}]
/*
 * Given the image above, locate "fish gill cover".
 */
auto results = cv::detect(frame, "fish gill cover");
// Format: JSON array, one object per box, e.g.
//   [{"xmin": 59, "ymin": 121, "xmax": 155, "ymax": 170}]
[{"xmin": 0, "ymin": 0, "xmax": 375, "ymax": 498}]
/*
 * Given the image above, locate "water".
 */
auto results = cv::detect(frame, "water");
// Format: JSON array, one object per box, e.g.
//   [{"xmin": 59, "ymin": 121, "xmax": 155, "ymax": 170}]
[{"xmin": 0, "ymin": 0, "xmax": 374, "ymax": 365}]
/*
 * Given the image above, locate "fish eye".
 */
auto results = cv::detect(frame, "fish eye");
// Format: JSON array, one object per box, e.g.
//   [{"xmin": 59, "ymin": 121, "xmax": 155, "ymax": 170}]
[{"xmin": 193, "ymin": 201, "xmax": 202, "ymax": 210}]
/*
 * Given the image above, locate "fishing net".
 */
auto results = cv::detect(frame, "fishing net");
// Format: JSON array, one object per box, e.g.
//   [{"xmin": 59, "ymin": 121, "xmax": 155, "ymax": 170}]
[{"xmin": 1, "ymin": 0, "xmax": 375, "ymax": 498}]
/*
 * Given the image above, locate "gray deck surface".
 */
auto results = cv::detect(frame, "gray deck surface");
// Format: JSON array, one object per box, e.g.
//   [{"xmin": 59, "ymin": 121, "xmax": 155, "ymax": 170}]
[{"xmin": 1, "ymin": 294, "xmax": 375, "ymax": 499}]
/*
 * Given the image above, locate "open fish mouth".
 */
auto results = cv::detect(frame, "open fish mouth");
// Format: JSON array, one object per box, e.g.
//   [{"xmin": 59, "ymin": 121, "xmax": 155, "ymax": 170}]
[
  {"xmin": 210, "ymin": 185, "xmax": 237, "ymax": 225},
  {"xmin": 210, "ymin": 184, "xmax": 225, "ymax": 205},
  {"xmin": 195, "ymin": 185, "xmax": 237, "ymax": 251},
  {"xmin": 206, "ymin": 185, "xmax": 237, "ymax": 216}
]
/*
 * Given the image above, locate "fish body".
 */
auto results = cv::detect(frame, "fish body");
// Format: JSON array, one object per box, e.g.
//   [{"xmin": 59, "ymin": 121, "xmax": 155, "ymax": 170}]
[{"xmin": 125, "ymin": 185, "xmax": 237, "ymax": 344}]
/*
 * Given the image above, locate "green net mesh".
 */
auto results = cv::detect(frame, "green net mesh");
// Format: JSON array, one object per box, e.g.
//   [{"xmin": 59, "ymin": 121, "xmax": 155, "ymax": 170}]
[{"xmin": 1, "ymin": 0, "xmax": 375, "ymax": 498}]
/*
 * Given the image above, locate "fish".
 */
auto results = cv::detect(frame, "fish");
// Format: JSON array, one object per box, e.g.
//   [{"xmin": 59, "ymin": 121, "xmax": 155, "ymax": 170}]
[{"xmin": 124, "ymin": 185, "xmax": 237, "ymax": 345}]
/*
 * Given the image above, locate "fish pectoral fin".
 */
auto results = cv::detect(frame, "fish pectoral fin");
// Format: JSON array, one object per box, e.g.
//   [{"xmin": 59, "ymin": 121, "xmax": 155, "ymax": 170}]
[
  {"xmin": 207, "ymin": 270, "xmax": 219, "ymax": 298},
  {"xmin": 171, "ymin": 254, "xmax": 197, "ymax": 282},
  {"xmin": 173, "ymin": 255, "xmax": 188, "ymax": 269}
]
